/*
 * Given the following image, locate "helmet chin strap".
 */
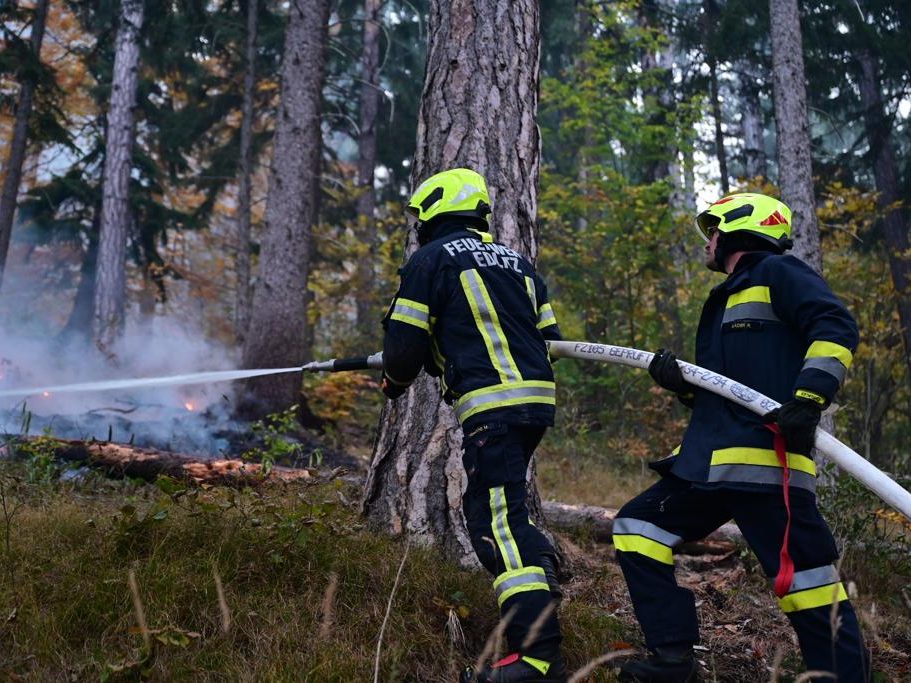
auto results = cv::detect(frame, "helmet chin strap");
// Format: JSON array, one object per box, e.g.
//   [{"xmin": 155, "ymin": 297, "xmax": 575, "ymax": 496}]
[{"xmin": 713, "ymin": 232, "xmax": 792, "ymax": 271}]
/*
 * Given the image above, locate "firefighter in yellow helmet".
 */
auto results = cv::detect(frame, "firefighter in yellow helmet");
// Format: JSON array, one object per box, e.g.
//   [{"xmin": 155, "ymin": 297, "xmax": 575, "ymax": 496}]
[
  {"xmin": 615, "ymin": 193, "xmax": 869, "ymax": 681},
  {"xmin": 380, "ymin": 168, "xmax": 567, "ymax": 682}
]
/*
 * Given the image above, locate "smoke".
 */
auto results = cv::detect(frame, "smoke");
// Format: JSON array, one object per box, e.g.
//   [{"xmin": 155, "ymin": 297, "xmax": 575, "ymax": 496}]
[{"xmin": 0, "ymin": 316, "xmax": 245, "ymax": 455}]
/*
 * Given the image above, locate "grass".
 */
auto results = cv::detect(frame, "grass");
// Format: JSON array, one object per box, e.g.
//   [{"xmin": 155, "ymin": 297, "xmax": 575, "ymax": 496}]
[{"xmin": 1, "ymin": 457, "xmax": 910, "ymax": 682}]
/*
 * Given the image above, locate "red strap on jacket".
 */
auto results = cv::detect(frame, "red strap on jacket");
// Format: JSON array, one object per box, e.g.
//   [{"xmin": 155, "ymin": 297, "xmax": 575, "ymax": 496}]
[{"xmin": 766, "ymin": 423, "xmax": 795, "ymax": 598}]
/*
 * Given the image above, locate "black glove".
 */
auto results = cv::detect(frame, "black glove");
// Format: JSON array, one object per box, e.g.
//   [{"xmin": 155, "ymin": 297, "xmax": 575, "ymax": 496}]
[
  {"xmin": 648, "ymin": 349, "xmax": 688, "ymax": 394},
  {"xmin": 381, "ymin": 374, "xmax": 408, "ymax": 400},
  {"xmin": 765, "ymin": 398, "xmax": 822, "ymax": 454}
]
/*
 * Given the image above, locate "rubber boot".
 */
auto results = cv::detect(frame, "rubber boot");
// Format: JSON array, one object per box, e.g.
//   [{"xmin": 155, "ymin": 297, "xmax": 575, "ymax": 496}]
[
  {"xmin": 461, "ymin": 653, "xmax": 568, "ymax": 683},
  {"xmin": 618, "ymin": 645, "xmax": 698, "ymax": 683}
]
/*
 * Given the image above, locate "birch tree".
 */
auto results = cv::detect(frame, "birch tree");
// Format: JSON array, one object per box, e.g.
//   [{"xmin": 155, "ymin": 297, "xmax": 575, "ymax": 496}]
[
  {"xmin": 0, "ymin": 0, "xmax": 49, "ymax": 289},
  {"xmin": 362, "ymin": 0, "xmax": 543, "ymax": 561},
  {"xmin": 92, "ymin": 0, "xmax": 145, "ymax": 350},
  {"xmin": 769, "ymin": 0, "xmax": 821, "ymax": 271},
  {"xmin": 240, "ymin": 0, "xmax": 330, "ymax": 415}
]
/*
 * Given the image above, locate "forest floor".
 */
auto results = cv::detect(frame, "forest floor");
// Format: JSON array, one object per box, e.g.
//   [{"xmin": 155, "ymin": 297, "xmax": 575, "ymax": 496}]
[{"xmin": 1, "ymin": 420, "xmax": 910, "ymax": 681}]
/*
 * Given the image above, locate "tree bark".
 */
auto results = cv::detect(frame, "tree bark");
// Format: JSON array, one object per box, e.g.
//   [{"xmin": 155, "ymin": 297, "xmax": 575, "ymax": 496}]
[
  {"xmin": 857, "ymin": 49, "xmax": 911, "ymax": 386},
  {"xmin": 362, "ymin": 0, "xmax": 542, "ymax": 564},
  {"xmin": 738, "ymin": 62, "xmax": 767, "ymax": 180},
  {"xmin": 92, "ymin": 0, "xmax": 145, "ymax": 351},
  {"xmin": 0, "ymin": 0, "xmax": 49, "ymax": 290},
  {"xmin": 353, "ymin": 0, "xmax": 384, "ymax": 345},
  {"xmin": 240, "ymin": 0, "xmax": 330, "ymax": 417},
  {"xmin": 234, "ymin": 0, "xmax": 259, "ymax": 344},
  {"xmin": 769, "ymin": 0, "xmax": 821, "ymax": 272}
]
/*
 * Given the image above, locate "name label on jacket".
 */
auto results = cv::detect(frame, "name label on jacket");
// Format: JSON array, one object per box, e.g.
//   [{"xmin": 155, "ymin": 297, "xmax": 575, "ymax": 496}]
[{"xmin": 442, "ymin": 238, "xmax": 522, "ymax": 273}]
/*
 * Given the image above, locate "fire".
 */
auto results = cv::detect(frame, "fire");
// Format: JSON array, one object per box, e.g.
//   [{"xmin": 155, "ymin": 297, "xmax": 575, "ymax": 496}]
[{"xmin": 184, "ymin": 401, "xmax": 195, "ymax": 411}]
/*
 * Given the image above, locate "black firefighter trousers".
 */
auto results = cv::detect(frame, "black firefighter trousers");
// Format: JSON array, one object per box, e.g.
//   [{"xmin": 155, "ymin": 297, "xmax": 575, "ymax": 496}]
[
  {"xmin": 615, "ymin": 475, "xmax": 869, "ymax": 681},
  {"xmin": 462, "ymin": 423, "xmax": 562, "ymax": 660}
]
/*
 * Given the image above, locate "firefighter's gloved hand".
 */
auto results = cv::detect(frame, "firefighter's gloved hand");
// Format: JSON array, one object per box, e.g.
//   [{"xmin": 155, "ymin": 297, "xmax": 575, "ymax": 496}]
[
  {"xmin": 381, "ymin": 374, "xmax": 408, "ymax": 400},
  {"xmin": 767, "ymin": 398, "xmax": 822, "ymax": 454},
  {"xmin": 648, "ymin": 349, "xmax": 688, "ymax": 394}
]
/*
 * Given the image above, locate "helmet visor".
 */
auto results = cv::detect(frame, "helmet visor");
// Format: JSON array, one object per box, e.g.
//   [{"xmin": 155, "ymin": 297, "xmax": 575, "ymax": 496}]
[{"xmin": 695, "ymin": 211, "xmax": 720, "ymax": 241}]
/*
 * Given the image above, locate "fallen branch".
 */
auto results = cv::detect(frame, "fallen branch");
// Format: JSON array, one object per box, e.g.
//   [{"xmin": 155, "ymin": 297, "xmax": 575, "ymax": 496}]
[
  {"xmin": 9, "ymin": 437, "xmax": 311, "ymax": 487},
  {"xmin": 543, "ymin": 500, "xmax": 741, "ymax": 554}
]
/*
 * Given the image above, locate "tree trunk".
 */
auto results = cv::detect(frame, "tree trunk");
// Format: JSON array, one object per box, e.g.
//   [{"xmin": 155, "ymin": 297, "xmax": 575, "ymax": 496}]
[
  {"xmin": 708, "ymin": 58, "xmax": 729, "ymax": 195},
  {"xmin": 0, "ymin": 0, "xmax": 49, "ymax": 290},
  {"xmin": 92, "ymin": 0, "xmax": 145, "ymax": 351},
  {"xmin": 353, "ymin": 0, "xmax": 384, "ymax": 346},
  {"xmin": 58, "ymin": 227, "xmax": 99, "ymax": 344},
  {"xmin": 362, "ymin": 0, "xmax": 542, "ymax": 564},
  {"xmin": 738, "ymin": 62, "xmax": 767, "ymax": 180},
  {"xmin": 240, "ymin": 0, "xmax": 330, "ymax": 417},
  {"xmin": 769, "ymin": 0, "xmax": 821, "ymax": 272},
  {"xmin": 857, "ymin": 49, "xmax": 911, "ymax": 386},
  {"xmin": 234, "ymin": 0, "xmax": 258, "ymax": 344},
  {"xmin": 640, "ymin": 0, "xmax": 683, "ymax": 352},
  {"xmin": 702, "ymin": 0, "xmax": 728, "ymax": 195}
]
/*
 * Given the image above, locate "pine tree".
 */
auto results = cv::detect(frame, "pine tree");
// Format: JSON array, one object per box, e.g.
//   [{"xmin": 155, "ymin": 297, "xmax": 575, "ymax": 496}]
[
  {"xmin": 240, "ymin": 0, "xmax": 331, "ymax": 416},
  {"xmin": 362, "ymin": 0, "xmax": 544, "ymax": 560}
]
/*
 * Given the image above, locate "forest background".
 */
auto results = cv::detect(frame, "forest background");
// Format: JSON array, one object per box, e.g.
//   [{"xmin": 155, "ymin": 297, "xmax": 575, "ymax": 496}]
[{"xmin": 1, "ymin": 0, "xmax": 911, "ymax": 680}]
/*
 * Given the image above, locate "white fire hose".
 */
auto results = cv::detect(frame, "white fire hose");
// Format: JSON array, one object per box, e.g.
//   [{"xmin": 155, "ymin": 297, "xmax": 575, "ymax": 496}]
[{"xmin": 303, "ymin": 340, "xmax": 911, "ymax": 521}]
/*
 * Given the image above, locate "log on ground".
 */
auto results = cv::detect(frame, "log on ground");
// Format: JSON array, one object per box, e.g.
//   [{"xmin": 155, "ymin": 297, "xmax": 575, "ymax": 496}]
[
  {"xmin": 542, "ymin": 500, "xmax": 741, "ymax": 555},
  {"xmin": 11, "ymin": 438, "xmax": 312, "ymax": 487}
]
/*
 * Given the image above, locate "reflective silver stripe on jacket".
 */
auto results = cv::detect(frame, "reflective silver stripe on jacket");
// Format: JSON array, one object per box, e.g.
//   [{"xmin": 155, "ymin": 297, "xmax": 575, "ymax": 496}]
[
  {"xmin": 722, "ymin": 302, "xmax": 780, "ymax": 324},
  {"xmin": 707, "ymin": 464, "xmax": 817, "ymax": 492},
  {"xmin": 612, "ymin": 517, "xmax": 682, "ymax": 548},
  {"xmin": 461, "ymin": 269, "xmax": 520, "ymax": 382},
  {"xmin": 801, "ymin": 356, "xmax": 847, "ymax": 384},
  {"xmin": 454, "ymin": 382, "xmax": 556, "ymax": 423}
]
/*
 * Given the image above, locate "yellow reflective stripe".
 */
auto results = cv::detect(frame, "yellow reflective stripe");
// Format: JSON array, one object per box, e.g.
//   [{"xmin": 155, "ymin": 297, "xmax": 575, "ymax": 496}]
[
  {"xmin": 467, "ymin": 227, "xmax": 494, "ymax": 243},
  {"xmin": 710, "ymin": 447, "xmax": 816, "ymax": 477},
  {"xmin": 390, "ymin": 297, "xmax": 431, "ymax": 331},
  {"xmin": 805, "ymin": 340, "xmax": 854, "ymax": 369},
  {"xmin": 460, "ymin": 270, "xmax": 522, "ymax": 383},
  {"xmin": 613, "ymin": 534, "xmax": 674, "ymax": 565},
  {"xmin": 395, "ymin": 297, "xmax": 428, "ymax": 313},
  {"xmin": 454, "ymin": 380, "xmax": 556, "ymax": 422},
  {"xmin": 779, "ymin": 583, "xmax": 848, "ymax": 613},
  {"xmin": 489, "ymin": 486, "xmax": 522, "ymax": 571},
  {"xmin": 521, "ymin": 657, "xmax": 551, "ymax": 675},
  {"xmin": 390, "ymin": 312, "xmax": 430, "ymax": 330},
  {"xmin": 726, "ymin": 286, "xmax": 771, "ymax": 308},
  {"xmin": 795, "ymin": 389, "xmax": 826, "ymax": 405},
  {"xmin": 537, "ymin": 303, "xmax": 557, "ymax": 329},
  {"xmin": 493, "ymin": 567, "xmax": 549, "ymax": 607},
  {"xmin": 524, "ymin": 276, "xmax": 536, "ymax": 311},
  {"xmin": 671, "ymin": 445, "xmax": 681, "ymax": 455}
]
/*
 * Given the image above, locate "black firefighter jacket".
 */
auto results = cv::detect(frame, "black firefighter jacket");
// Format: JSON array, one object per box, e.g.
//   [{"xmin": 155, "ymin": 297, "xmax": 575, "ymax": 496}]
[
  {"xmin": 666, "ymin": 251, "xmax": 859, "ymax": 494},
  {"xmin": 382, "ymin": 221, "xmax": 561, "ymax": 432}
]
